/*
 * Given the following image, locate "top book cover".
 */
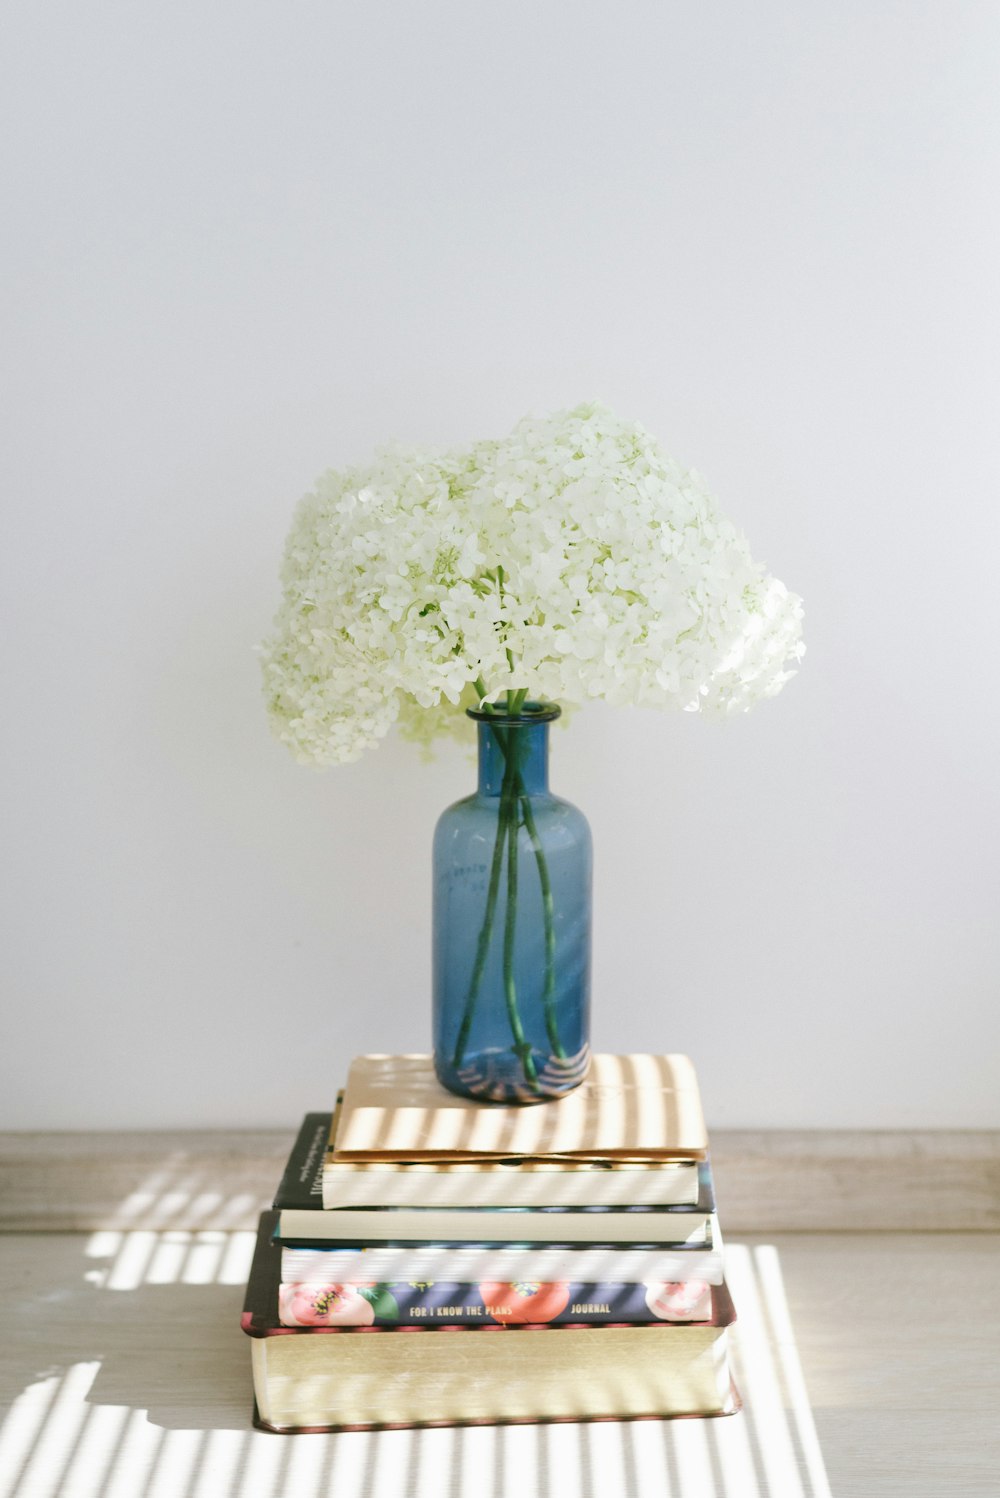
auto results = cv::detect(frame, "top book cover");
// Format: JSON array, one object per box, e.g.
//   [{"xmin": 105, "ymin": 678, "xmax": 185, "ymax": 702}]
[{"xmin": 332, "ymin": 1054, "xmax": 708, "ymax": 1162}]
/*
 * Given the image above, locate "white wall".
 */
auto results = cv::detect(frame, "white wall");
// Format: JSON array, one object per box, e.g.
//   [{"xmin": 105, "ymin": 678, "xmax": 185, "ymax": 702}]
[{"xmin": 2, "ymin": 2, "xmax": 998, "ymax": 1128}]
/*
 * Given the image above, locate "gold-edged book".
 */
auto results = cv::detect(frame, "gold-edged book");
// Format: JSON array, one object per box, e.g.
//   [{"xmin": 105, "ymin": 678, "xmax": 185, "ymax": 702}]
[
  {"xmin": 244, "ymin": 1216, "xmax": 738, "ymax": 1432},
  {"xmin": 331, "ymin": 1053, "xmax": 708, "ymax": 1164},
  {"xmin": 321, "ymin": 1101, "xmax": 704, "ymax": 1210}
]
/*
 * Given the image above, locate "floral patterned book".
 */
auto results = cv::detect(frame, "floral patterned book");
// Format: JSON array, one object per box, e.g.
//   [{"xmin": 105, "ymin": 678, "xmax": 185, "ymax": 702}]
[
  {"xmin": 278, "ymin": 1274, "xmax": 720, "ymax": 1329},
  {"xmin": 247, "ymin": 1214, "xmax": 735, "ymax": 1335}
]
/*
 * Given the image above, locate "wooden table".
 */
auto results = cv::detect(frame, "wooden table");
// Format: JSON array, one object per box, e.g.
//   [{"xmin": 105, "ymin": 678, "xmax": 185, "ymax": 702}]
[{"xmin": 1, "ymin": 1132, "xmax": 997, "ymax": 1497}]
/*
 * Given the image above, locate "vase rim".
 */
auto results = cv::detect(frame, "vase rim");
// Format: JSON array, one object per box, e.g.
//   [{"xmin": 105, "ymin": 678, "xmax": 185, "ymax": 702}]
[{"xmin": 467, "ymin": 699, "xmax": 561, "ymax": 725}]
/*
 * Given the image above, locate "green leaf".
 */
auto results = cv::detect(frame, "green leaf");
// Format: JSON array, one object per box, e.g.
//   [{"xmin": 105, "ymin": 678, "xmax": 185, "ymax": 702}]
[{"xmin": 357, "ymin": 1284, "xmax": 399, "ymax": 1320}]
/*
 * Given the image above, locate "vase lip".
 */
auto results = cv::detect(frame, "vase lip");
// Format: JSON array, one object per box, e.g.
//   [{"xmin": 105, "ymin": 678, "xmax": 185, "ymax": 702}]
[{"xmin": 467, "ymin": 699, "xmax": 561, "ymax": 725}]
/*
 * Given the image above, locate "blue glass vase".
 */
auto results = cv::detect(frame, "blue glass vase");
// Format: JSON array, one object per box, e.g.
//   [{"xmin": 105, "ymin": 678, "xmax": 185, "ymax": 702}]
[{"xmin": 433, "ymin": 702, "xmax": 592, "ymax": 1102}]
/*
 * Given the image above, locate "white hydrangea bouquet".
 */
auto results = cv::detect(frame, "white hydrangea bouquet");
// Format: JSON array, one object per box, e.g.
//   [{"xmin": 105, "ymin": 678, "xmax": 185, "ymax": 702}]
[
  {"xmin": 261, "ymin": 402, "xmax": 803, "ymax": 763},
  {"xmin": 261, "ymin": 401, "xmax": 803, "ymax": 1100}
]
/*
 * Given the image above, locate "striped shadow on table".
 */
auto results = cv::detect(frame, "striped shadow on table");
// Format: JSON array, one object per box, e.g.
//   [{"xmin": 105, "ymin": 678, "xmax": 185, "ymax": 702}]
[{"xmin": 0, "ymin": 1233, "xmax": 830, "ymax": 1498}]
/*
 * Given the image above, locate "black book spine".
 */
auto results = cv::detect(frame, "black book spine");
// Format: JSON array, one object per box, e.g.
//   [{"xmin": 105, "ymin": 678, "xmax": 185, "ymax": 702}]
[
  {"xmin": 272, "ymin": 1113, "xmax": 331, "ymax": 1210},
  {"xmin": 242, "ymin": 1212, "xmax": 282, "ymax": 1335}
]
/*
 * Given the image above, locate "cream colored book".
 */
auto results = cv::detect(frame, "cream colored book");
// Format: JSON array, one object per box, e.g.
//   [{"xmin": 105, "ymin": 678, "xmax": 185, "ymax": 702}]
[
  {"xmin": 322, "ymin": 1155, "xmax": 702, "ymax": 1208},
  {"xmin": 250, "ymin": 1320, "xmax": 738, "ymax": 1431},
  {"xmin": 332, "ymin": 1053, "xmax": 708, "ymax": 1162},
  {"xmin": 320, "ymin": 1100, "xmax": 703, "ymax": 1208}
]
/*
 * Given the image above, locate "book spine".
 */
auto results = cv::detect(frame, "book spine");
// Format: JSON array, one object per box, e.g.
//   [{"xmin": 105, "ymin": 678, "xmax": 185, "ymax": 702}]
[
  {"xmin": 272, "ymin": 1115, "xmax": 330, "ymax": 1210},
  {"xmin": 321, "ymin": 1162, "xmax": 704, "ymax": 1210},
  {"xmin": 279, "ymin": 1245, "xmax": 724, "ymax": 1284},
  {"xmin": 277, "ymin": 1207, "xmax": 713, "ymax": 1246},
  {"xmin": 277, "ymin": 1278, "xmax": 716, "ymax": 1328}
]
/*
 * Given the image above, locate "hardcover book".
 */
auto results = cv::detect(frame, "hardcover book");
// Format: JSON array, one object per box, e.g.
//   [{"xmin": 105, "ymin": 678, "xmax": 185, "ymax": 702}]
[
  {"xmin": 276, "ymin": 1237, "xmax": 725, "ymax": 1285},
  {"xmin": 274, "ymin": 1118, "xmax": 721, "ymax": 1268},
  {"xmin": 275, "ymin": 1201, "xmax": 717, "ymax": 1246},
  {"xmin": 243, "ymin": 1214, "xmax": 738, "ymax": 1432},
  {"xmin": 324, "ymin": 1153, "xmax": 702, "ymax": 1209},
  {"xmin": 320, "ymin": 1107, "xmax": 702, "ymax": 1210},
  {"xmin": 277, "ymin": 1113, "xmax": 713, "ymax": 1219},
  {"xmin": 332, "ymin": 1053, "xmax": 708, "ymax": 1162}
]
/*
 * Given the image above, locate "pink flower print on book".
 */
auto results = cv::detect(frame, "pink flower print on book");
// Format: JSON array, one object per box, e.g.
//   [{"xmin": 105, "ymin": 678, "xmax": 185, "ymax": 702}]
[
  {"xmin": 279, "ymin": 1283, "xmax": 376, "ymax": 1327},
  {"xmin": 643, "ymin": 1280, "xmax": 713, "ymax": 1322}
]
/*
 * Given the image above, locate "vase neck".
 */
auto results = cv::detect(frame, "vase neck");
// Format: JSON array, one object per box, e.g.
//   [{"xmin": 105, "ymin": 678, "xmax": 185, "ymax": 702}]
[{"xmin": 476, "ymin": 718, "xmax": 551, "ymax": 797}]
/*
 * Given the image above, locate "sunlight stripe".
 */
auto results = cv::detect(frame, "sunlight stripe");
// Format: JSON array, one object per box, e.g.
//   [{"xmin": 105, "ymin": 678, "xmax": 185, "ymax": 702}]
[
  {"xmin": 56, "ymin": 1402, "xmax": 130, "ymax": 1498},
  {"xmin": 541, "ymin": 1420, "xmax": 584, "ymax": 1495},
  {"xmin": 280, "ymin": 1428, "xmax": 329, "ymax": 1498},
  {"xmin": 218, "ymin": 1229, "xmax": 257, "ymax": 1283},
  {"xmin": 10, "ymin": 1362, "xmax": 99, "ymax": 1498},
  {"xmin": 232, "ymin": 1425, "xmax": 287, "ymax": 1498},
  {"xmin": 0, "ymin": 1376, "xmax": 61, "ymax": 1498},
  {"xmin": 498, "ymin": 1422, "xmax": 539, "ymax": 1498},
  {"xmin": 95, "ymin": 1408, "xmax": 163, "ymax": 1498},
  {"xmin": 625, "ymin": 1417, "xmax": 673, "ymax": 1497},
  {"xmin": 673, "ymin": 1415, "xmax": 718, "ymax": 1498},
  {"xmin": 106, "ymin": 1231, "xmax": 158, "ymax": 1290},
  {"xmin": 755, "ymin": 1245, "xmax": 833, "ymax": 1498},
  {"xmin": 145, "ymin": 1231, "xmax": 191, "ymax": 1284},
  {"xmin": 582, "ymin": 1419, "xmax": 630, "ymax": 1497},
  {"xmin": 459, "ymin": 1423, "xmax": 500, "ymax": 1495},
  {"xmin": 712, "ymin": 1395, "xmax": 761, "ymax": 1498},
  {"xmin": 411, "ymin": 1426, "xmax": 460, "ymax": 1498},
  {"xmin": 84, "ymin": 1231, "xmax": 122, "ymax": 1259},
  {"xmin": 369, "ymin": 1427, "xmax": 416, "ymax": 1498},
  {"xmin": 725, "ymin": 1244, "xmax": 805, "ymax": 1497},
  {"xmin": 181, "ymin": 1231, "xmax": 226, "ymax": 1284},
  {"xmin": 189, "ymin": 1429, "xmax": 249, "ymax": 1498},
  {"xmin": 145, "ymin": 1429, "xmax": 205, "ymax": 1498}
]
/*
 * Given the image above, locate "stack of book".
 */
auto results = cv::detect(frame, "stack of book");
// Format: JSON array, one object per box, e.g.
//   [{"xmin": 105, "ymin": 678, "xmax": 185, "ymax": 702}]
[{"xmin": 242, "ymin": 1053, "xmax": 739, "ymax": 1431}]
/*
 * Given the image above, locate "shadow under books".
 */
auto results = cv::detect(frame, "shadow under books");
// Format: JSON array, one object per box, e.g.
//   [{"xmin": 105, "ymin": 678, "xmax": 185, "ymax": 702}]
[{"xmin": 5, "ymin": 1245, "xmax": 250, "ymax": 1433}]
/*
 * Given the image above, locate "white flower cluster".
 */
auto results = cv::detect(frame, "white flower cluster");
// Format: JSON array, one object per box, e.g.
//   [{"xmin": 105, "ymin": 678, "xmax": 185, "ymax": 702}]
[{"xmin": 260, "ymin": 402, "xmax": 805, "ymax": 764}]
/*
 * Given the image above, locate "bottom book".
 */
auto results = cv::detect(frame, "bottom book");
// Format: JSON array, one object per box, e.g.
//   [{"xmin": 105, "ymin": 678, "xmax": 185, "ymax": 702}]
[{"xmin": 243, "ymin": 1214, "xmax": 740, "ymax": 1432}]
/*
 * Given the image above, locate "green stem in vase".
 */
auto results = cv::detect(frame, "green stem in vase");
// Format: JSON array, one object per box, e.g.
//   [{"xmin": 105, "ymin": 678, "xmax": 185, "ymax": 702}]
[
  {"xmin": 451, "ymin": 731, "xmax": 513, "ymax": 1069},
  {"xmin": 502, "ymin": 774, "xmax": 538, "ymax": 1088},
  {"xmin": 455, "ymin": 679, "xmax": 553, "ymax": 1089},
  {"xmin": 516, "ymin": 789, "xmax": 565, "ymax": 1059},
  {"xmin": 450, "ymin": 692, "xmax": 524, "ymax": 1072},
  {"xmin": 485, "ymin": 684, "xmax": 564, "ymax": 1061}
]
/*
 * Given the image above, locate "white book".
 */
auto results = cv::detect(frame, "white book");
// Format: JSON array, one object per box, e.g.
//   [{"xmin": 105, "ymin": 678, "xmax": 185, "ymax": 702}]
[
  {"xmin": 277, "ymin": 1204, "xmax": 716, "ymax": 1246},
  {"xmin": 321, "ymin": 1157, "xmax": 702, "ymax": 1209},
  {"xmin": 279, "ymin": 1232, "xmax": 725, "ymax": 1287}
]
